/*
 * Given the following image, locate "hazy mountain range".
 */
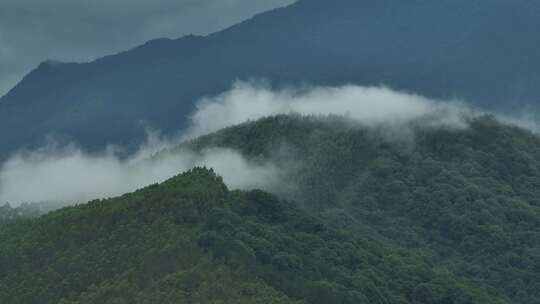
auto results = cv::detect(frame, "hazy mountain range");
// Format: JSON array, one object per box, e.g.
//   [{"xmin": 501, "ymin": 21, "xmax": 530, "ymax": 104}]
[{"xmin": 1, "ymin": 0, "xmax": 539, "ymax": 159}]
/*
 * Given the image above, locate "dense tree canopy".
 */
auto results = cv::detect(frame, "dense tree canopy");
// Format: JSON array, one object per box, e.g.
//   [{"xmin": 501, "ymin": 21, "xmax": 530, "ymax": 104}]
[
  {"xmin": 189, "ymin": 114, "xmax": 540, "ymax": 304},
  {"xmin": 3, "ymin": 115, "xmax": 540, "ymax": 303}
]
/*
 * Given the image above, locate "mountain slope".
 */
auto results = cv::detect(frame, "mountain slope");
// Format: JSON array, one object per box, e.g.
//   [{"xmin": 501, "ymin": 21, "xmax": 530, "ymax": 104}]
[
  {"xmin": 1, "ymin": 0, "xmax": 539, "ymax": 158},
  {"xmin": 0, "ymin": 169, "xmax": 298, "ymax": 304},
  {"xmin": 185, "ymin": 114, "xmax": 540, "ymax": 304},
  {"xmin": 0, "ymin": 168, "xmax": 506, "ymax": 304},
  {"xmin": 4, "ymin": 1, "xmax": 540, "ymax": 302},
  {"xmin": 4, "ymin": 115, "xmax": 540, "ymax": 303}
]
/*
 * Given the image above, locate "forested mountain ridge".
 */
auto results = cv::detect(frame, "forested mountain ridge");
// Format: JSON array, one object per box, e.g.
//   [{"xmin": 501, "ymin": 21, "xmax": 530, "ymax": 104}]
[
  {"xmin": 3, "ymin": 114, "xmax": 540, "ymax": 303},
  {"xmin": 0, "ymin": 167, "xmax": 507, "ymax": 304},
  {"xmin": 185, "ymin": 114, "xmax": 540, "ymax": 303},
  {"xmin": 1, "ymin": 0, "xmax": 539, "ymax": 159}
]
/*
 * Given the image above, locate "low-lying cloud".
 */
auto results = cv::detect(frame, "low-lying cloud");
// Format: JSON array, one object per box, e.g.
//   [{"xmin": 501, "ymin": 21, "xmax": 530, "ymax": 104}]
[
  {"xmin": 0, "ymin": 143, "xmax": 279, "ymax": 206},
  {"xmin": 0, "ymin": 82, "xmax": 495, "ymax": 207},
  {"xmin": 185, "ymin": 82, "xmax": 472, "ymax": 139}
]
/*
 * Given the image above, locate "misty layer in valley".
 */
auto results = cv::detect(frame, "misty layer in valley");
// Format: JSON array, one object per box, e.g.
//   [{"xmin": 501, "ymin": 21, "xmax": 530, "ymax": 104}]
[
  {"xmin": 2, "ymin": 82, "xmax": 539, "ymax": 210},
  {"xmin": 0, "ymin": 83, "xmax": 477, "ymax": 208}
]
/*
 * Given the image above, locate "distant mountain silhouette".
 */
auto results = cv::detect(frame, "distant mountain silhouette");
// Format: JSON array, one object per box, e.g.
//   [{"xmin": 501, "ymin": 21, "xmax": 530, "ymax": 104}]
[{"xmin": 1, "ymin": 0, "xmax": 539, "ymax": 158}]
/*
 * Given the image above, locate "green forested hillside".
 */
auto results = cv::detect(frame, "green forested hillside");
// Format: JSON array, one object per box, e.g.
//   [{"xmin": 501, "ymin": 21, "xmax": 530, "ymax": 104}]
[
  {"xmin": 188, "ymin": 115, "xmax": 540, "ymax": 304},
  {"xmin": 0, "ymin": 167, "xmax": 506, "ymax": 304},
  {"xmin": 2, "ymin": 115, "xmax": 540, "ymax": 303}
]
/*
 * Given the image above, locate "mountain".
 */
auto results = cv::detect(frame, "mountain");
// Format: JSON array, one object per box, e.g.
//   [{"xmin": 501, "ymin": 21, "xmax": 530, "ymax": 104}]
[
  {"xmin": 1, "ymin": 0, "xmax": 539, "ymax": 159},
  {"xmin": 184, "ymin": 114, "xmax": 540, "ymax": 303},
  {"xmin": 0, "ymin": 168, "xmax": 508, "ymax": 304},
  {"xmin": 3, "ymin": 114, "xmax": 540, "ymax": 303}
]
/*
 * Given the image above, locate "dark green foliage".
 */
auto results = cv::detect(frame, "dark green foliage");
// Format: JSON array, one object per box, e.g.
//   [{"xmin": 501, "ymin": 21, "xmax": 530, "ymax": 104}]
[
  {"xmin": 0, "ymin": 165, "xmax": 507, "ymax": 303},
  {"xmin": 188, "ymin": 114, "xmax": 540, "ymax": 304},
  {"xmin": 0, "ymin": 168, "xmax": 299, "ymax": 303},
  {"xmin": 3, "ymin": 115, "xmax": 540, "ymax": 303}
]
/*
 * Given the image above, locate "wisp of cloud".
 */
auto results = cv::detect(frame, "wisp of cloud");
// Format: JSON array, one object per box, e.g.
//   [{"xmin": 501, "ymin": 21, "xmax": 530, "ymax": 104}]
[
  {"xmin": 0, "ymin": 82, "xmax": 476, "ymax": 206},
  {"xmin": 0, "ymin": 144, "xmax": 279, "ymax": 206},
  {"xmin": 185, "ymin": 82, "xmax": 472, "ymax": 139}
]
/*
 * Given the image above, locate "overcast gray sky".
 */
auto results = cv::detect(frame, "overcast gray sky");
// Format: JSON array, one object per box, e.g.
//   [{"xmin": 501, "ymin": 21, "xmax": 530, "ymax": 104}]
[{"xmin": 0, "ymin": 0, "xmax": 295, "ymax": 97}]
